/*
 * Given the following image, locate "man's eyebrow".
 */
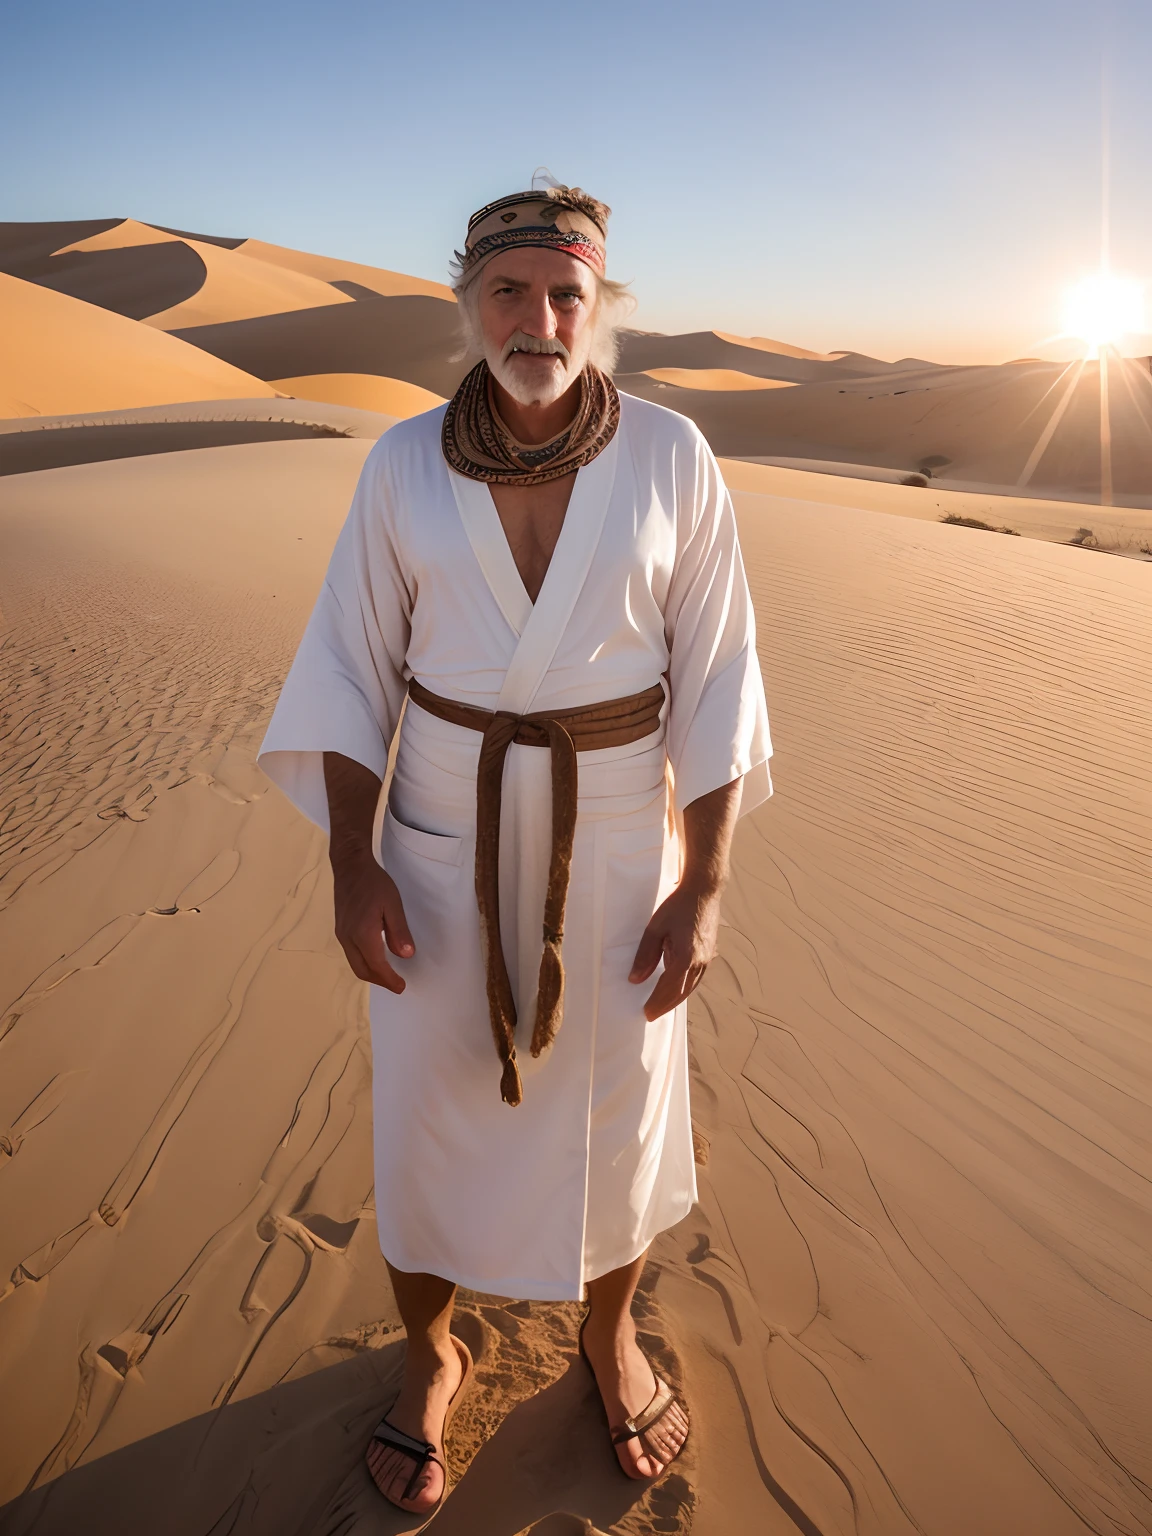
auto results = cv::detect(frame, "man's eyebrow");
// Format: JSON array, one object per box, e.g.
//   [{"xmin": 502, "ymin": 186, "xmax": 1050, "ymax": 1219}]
[{"xmin": 484, "ymin": 272, "xmax": 590, "ymax": 293}]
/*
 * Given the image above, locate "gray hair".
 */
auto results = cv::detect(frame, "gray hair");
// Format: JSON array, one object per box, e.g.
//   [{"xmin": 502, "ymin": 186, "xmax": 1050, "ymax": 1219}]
[{"xmin": 451, "ymin": 267, "xmax": 637, "ymax": 375}]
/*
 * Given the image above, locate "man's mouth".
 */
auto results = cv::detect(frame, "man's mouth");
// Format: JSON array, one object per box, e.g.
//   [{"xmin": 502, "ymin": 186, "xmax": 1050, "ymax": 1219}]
[{"xmin": 502, "ymin": 331, "xmax": 570, "ymax": 363}]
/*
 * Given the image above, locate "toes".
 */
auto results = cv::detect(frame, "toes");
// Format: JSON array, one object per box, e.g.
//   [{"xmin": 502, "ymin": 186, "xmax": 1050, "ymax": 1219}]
[
  {"xmin": 637, "ymin": 1405, "xmax": 688, "ymax": 1469},
  {"xmin": 617, "ymin": 1440, "xmax": 663, "ymax": 1480},
  {"xmin": 365, "ymin": 1445, "xmax": 443, "ymax": 1510}
]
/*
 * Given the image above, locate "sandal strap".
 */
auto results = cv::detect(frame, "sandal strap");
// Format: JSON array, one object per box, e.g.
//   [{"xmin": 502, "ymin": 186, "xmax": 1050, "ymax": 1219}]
[
  {"xmin": 610, "ymin": 1378, "xmax": 677, "ymax": 1446},
  {"xmin": 370, "ymin": 1417, "xmax": 436, "ymax": 1459},
  {"xmin": 369, "ymin": 1417, "xmax": 442, "ymax": 1503}
]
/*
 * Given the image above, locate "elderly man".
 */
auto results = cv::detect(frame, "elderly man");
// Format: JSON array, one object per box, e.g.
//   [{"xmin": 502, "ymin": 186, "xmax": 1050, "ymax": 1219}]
[{"xmin": 258, "ymin": 183, "xmax": 772, "ymax": 1514}]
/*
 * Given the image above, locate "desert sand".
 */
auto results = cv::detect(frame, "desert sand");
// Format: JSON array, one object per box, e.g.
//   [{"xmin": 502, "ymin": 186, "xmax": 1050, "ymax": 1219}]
[
  {"xmin": 8, "ymin": 219, "xmax": 1149, "ymax": 508},
  {"xmin": 720, "ymin": 459, "xmax": 1152, "ymax": 556},
  {"xmin": 643, "ymin": 369, "xmax": 797, "ymax": 392},
  {"xmin": 237, "ymin": 239, "xmax": 455, "ymax": 303},
  {"xmin": 0, "ymin": 273, "xmax": 276, "ymax": 418},
  {"xmin": 1, "ymin": 434, "xmax": 1150, "ymax": 1536},
  {"xmin": 1, "ymin": 218, "xmax": 1150, "ymax": 1534},
  {"xmin": 270, "ymin": 375, "xmax": 447, "ymax": 418},
  {"xmin": 622, "ymin": 356, "xmax": 1152, "ymax": 502}
]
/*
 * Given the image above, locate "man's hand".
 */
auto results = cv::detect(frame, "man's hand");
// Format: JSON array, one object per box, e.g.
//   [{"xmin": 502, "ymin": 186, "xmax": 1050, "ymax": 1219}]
[
  {"xmin": 628, "ymin": 777, "xmax": 742, "ymax": 1022},
  {"xmin": 629, "ymin": 878, "xmax": 723, "ymax": 1021},
  {"xmin": 331, "ymin": 850, "xmax": 414, "ymax": 992},
  {"xmin": 324, "ymin": 750, "xmax": 414, "ymax": 993}
]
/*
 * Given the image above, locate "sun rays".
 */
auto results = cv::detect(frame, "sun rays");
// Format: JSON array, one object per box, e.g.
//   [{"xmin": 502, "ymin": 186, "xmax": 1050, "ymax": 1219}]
[
  {"xmin": 1012, "ymin": 270, "xmax": 1150, "ymax": 502},
  {"xmin": 1061, "ymin": 271, "xmax": 1146, "ymax": 358}
]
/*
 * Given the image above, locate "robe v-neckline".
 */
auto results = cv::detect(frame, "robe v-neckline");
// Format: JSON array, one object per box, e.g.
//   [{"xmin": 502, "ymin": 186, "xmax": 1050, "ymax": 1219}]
[{"xmin": 447, "ymin": 431, "xmax": 621, "ymax": 716}]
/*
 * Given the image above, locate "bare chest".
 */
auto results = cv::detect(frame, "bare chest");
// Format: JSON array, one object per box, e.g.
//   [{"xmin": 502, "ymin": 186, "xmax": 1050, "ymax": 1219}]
[{"xmin": 487, "ymin": 473, "xmax": 577, "ymax": 605}]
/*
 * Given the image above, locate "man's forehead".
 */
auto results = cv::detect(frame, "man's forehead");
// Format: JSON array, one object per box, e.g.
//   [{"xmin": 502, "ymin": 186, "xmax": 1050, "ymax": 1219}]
[{"xmin": 483, "ymin": 263, "xmax": 594, "ymax": 289}]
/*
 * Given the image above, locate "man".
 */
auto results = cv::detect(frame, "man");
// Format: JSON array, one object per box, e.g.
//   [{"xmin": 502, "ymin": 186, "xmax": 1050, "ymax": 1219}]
[{"xmin": 258, "ymin": 183, "xmax": 772, "ymax": 1514}]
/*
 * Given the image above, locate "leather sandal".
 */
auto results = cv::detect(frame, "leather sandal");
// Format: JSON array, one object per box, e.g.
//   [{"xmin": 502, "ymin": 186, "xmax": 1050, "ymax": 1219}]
[
  {"xmin": 366, "ymin": 1334, "xmax": 474, "ymax": 1513},
  {"xmin": 577, "ymin": 1314, "xmax": 688, "ymax": 1478}
]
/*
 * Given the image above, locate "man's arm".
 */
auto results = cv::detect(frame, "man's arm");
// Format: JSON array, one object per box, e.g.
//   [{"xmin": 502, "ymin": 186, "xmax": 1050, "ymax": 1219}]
[
  {"xmin": 323, "ymin": 751, "xmax": 414, "ymax": 993},
  {"xmin": 629, "ymin": 777, "xmax": 742, "ymax": 1022}
]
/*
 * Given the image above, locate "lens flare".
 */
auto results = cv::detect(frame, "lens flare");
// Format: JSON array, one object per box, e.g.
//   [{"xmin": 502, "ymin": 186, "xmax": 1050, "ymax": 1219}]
[{"xmin": 1061, "ymin": 272, "xmax": 1145, "ymax": 355}]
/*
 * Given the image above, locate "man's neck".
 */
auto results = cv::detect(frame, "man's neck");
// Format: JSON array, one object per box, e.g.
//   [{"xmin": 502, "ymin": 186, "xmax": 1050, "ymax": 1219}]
[{"xmin": 490, "ymin": 374, "xmax": 582, "ymax": 445}]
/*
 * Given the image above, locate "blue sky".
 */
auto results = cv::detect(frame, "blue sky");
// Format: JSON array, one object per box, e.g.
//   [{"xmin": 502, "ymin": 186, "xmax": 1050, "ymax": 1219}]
[{"xmin": 5, "ymin": 0, "xmax": 1150, "ymax": 362}]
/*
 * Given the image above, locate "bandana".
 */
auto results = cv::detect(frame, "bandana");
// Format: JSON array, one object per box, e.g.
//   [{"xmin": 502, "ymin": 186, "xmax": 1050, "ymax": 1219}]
[
  {"xmin": 442, "ymin": 360, "xmax": 620, "ymax": 486},
  {"xmin": 456, "ymin": 186, "xmax": 610, "ymax": 279}
]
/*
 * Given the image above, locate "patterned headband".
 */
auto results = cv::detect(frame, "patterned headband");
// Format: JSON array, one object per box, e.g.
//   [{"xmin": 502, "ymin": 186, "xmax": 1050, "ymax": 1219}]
[{"xmin": 457, "ymin": 186, "xmax": 609, "ymax": 278}]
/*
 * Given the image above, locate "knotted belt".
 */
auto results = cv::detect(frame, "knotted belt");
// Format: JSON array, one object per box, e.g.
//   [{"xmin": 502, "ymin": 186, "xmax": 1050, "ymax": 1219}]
[{"xmin": 407, "ymin": 677, "xmax": 665, "ymax": 1106}]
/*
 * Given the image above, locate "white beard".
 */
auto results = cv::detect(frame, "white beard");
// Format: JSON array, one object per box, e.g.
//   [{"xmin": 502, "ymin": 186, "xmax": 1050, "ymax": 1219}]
[{"xmin": 485, "ymin": 329, "xmax": 592, "ymax": 408}]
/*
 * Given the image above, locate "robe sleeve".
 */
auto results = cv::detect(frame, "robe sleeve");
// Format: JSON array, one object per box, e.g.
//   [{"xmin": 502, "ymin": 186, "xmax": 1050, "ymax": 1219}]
[
  {"xmin": 664, "ymin": 428, "xmax": 773, "ymax": 820},
  {"xmin": 256, "ymin": 439, "xmax": 412, "ymax": 833}
]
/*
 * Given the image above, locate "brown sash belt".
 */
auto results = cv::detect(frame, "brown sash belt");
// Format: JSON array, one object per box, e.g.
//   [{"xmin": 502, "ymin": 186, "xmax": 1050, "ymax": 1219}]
[{"xmin": 407, "ymin": 676, "xmax": 665, "ymax": 1106}]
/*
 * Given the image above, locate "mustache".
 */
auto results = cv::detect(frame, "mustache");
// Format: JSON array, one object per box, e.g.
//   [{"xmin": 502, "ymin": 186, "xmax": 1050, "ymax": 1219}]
[{"xmin": 501, "ymin": 330, "xmax": 571, "ymax": 363}]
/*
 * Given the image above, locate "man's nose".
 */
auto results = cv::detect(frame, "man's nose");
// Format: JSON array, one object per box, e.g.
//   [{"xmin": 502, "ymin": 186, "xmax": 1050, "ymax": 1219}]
[{"xmin": 521, "ymin": 291, "xmax": 557, "ymax": 338}]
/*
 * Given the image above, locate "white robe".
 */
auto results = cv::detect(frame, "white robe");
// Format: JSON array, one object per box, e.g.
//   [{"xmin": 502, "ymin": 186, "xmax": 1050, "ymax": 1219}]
[{"xmin": 258, "ymin": 392, "xmax": 772, "ymax": 1301}]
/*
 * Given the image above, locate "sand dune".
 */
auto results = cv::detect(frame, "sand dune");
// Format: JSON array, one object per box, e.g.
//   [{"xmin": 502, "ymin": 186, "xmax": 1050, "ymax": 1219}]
[
  {"xmin": 617, "ymin": 331, "xmax": 886, "ymax": 384},
  {"xmin": 721, "ymin": 458, "xmax": 1152, "ymax": 554},
  {"xmin": 713, "ymin": 330, "xmax": 832, "ymax": 360},
  {"xmin": 139, "ymin": 240, "xmax": 356, "ymax": 330},
  {"xmin": 53, "ymin": 218, "xmax": 183, "ymax": 254},
  {"xmin": 0, "ymin": 420, "xmax": 361, "ymax": 477},
  {"xmin": 622, "ymin": 356, "xmax": 1152, "ymax": 504},
  {"xmin": 0, "ymin": 397, "xmax": 390, "ymax": 440},
  {"xmin": 0, "ymin": 220, "xmax": 214, "ymax": 322},
  {"xmin": 270, "ymin": 374, "xmax": 446, "ymax": 418},
  {"xmin": 1, "ymin": 436, "xmax": 1148, "ymax": 1533},
  {"xmin": 11, "ymin": 219, "xmax": 359, "ymax": 331},
  {"xmin": 5, "ymin": 216, "xmax": 1143, "ymax": 509},
  {"xmin": 0, "ymin": 219, "xmax": 126, "ymax": 271},
  {"xmin": 174, "ymin": 294, "xmax": 468, "ymax": 398},
  {"xmin": 239, "ymin": 239, "xmax": 455, "ymax": 302},
  {"xmin": 0, "ymin": 273, "xmax": 275, "ymax": 417},
  {"xmin": 681, "ymin": 492, "xmax": 1152, "ymax": 1535},
  {"xmin": 0, "ymin": 397, "xmax": 391, "ymax": 473},
  {"xmin": 644, "ymin": 368, "xmax": 797, "ymax": 392},
  {"xmin": 0, "ymin": 220, "xmax": 432, "ymax": 333}
]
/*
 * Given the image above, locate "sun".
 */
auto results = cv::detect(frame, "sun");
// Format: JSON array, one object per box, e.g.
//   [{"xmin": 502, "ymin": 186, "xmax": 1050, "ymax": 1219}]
[{"xmin": 1061, "ymin": 271, "xmax": 1145, "ymax": 356}]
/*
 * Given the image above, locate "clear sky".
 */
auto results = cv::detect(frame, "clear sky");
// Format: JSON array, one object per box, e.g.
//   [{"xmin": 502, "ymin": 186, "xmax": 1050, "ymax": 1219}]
[{"xmin": 5, "ymin": 0, "xmax": 1151, "ymax": 363}]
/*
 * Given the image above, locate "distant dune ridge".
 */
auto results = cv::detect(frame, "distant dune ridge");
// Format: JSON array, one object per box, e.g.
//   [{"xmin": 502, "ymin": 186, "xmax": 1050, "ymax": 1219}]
[
  {"xmin": 3, "ymin": 217, "xmax": 1151, "ymax": 510},
  {"xmin": 1, "ymin": 218, "xmax": 1150, "ymax": 1532}
]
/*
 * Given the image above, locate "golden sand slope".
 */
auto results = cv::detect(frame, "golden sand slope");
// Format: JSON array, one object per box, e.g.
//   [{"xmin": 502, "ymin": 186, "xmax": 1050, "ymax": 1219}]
[
  {"xmin": 239, "ymin": 238, "xmax": 455, "ymax": 302},
  {"xmin": 270, "ymin": 373, "xmax": 446, "ymax": 418},
  {"xmin": 624, "ymin": 357, "xmax": 1152, "ymax": 501},
  {"xmin": 677, "ymin": 494, "xmax": 1152, "ymax": 1535},
  {"xmin": 0, "ymin": 441, "xmax": 695, "ymax": 1536},
  {"xmin": 0, "ymin": 449, "xmax": 1148, "ymax": 1533},
  {"xmin": 644, "ymin": 368, "xmax": 797, "ymax": 392},
  {"xmin": 712, "ymin": 330, "xmax": 832, "ymax": 360},
  {"xmin": 0, "ymin": 220, "xmax": 448, "ymax": 335},
  {"xmin": 0, "ymin": 273, "xmax": 276, "ymax": 418},
  {"xmin": 139, "ymin": 241, "xmax": 355, "ymax": 330},
  {"xmin": 53, "ymin": 218, "xmax": 184, "ymax": 254},
  {"xmin": 721, "ymin": 458, "xmax": 1152, "ymax": 555}
]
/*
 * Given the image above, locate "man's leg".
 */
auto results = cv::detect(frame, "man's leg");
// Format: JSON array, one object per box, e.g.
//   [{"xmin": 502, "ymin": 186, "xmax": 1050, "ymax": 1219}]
[
  {"xmin": 366, "ymin": 1263, "xmax": 463, "ymax": 1511},
  {"xmin": 582, "ymin": 1249, "xmax": 690, "ymax": 1478}
]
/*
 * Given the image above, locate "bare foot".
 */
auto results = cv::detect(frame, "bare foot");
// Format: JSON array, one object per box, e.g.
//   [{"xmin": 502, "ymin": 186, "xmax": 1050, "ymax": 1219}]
[
  {"xmin": 366, "ymin": 1338, "xmax": 465, "ymax": 1512},
  {"xmin": 580, "ymin": 1315, "xmax": 689, "ymax": 1479}
]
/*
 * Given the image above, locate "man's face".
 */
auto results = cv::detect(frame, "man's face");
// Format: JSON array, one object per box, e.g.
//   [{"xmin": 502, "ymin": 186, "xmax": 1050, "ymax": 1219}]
[{"xmin": 475, "ymin": 247, "xmax": 599, "ymax": 409}]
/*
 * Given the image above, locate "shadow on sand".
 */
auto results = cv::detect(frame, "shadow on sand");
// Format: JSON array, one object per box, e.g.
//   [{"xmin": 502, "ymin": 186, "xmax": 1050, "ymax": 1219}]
[{"xmin": 0, "ymin": 1308, "xmax": 693, "ymax": 1536}]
